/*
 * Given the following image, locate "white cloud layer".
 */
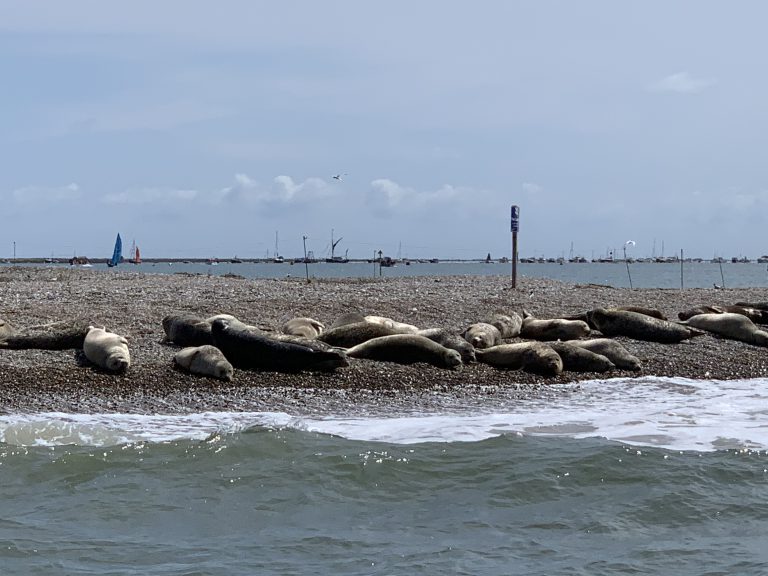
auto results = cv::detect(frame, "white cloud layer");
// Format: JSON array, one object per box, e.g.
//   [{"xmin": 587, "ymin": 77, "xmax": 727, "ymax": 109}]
[{"xmin": 647, "ymin": 72, "xmax": 717, "ymax": 94}]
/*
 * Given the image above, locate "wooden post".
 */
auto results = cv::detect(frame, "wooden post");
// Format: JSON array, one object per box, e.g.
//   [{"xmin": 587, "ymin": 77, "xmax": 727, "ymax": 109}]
[
  {"xmin": 680, "ymin": 249, "xmax": 684, "ymax": 290},
  {"xmin": 511, "ymin": 205, "xmax": 519, "ymax": 288}
]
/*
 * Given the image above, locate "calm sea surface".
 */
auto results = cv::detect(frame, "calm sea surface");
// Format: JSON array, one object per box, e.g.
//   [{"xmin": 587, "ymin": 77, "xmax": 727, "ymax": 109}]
[
  {"xmin": 2, "ymin": 263, "xmax": 768, "ymax": 574},
  {"xmin": 9, "ymin": 259, "xmax": 768, "ymax": 289}
]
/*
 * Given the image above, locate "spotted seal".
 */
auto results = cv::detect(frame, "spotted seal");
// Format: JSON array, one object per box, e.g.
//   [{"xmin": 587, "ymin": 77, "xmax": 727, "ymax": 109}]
[
  {"xmin": 417, "ymin": 328, "xmax": 476, "ymax": 363},
  {"xmin": 363, "ymin": 316, "xmax": 420, "ymax": 334},
  {"xmin": 318, "ymin": 321, "xmax": 401, "ymax": 348},
  {"xmin": 484, "ymin": 312, "xmax": 523, "ymax": 339}
]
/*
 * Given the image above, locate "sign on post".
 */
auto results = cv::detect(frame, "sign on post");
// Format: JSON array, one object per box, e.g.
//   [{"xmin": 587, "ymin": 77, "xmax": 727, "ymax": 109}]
[
  {"xmin": 511, "ymin": 205, "xmax": 519, "ymax": 288},
  {"xmin": 511, "ymin": 205, "xmax": 520, "ymax": 232}
]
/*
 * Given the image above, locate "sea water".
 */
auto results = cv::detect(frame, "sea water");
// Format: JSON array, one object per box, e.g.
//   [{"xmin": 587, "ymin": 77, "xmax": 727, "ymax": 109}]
[{"xmin": 2, "ymin": 376, "xmax": 768, "ymax": 575}]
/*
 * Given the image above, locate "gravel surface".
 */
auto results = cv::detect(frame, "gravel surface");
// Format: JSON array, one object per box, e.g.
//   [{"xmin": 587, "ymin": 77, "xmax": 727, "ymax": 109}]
[{"xmin": 1, "ymin": 267, "xmax": 767, "ymax": 415}]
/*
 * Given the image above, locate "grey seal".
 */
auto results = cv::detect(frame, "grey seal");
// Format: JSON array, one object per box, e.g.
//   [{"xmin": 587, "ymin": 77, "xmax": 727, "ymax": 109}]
[
  {"xmin": 586, "ymin": 308, "xmax": 704, "ymax": 343},
  {"xmin": 318, "ymin": 321, "xmax": 401, "ymax": 348},
  {"xmin": 0, "ymin": 317, "xmax": 91, "ymax": 350},
  {"xmin": 549, "ymin": 342, "xmax": 615, "ymax": 373},
  {"xmin": 484, "ymin": 312, "xmax": 523, "ymax": 339},
  {"xmin": 568, "ymin": 338, "xmax": 642, "ymax": 371},
  {"xmin": 174, "ymin": 345, "xmax": 234, "ymax": 381},
  {"xmin": 475, "ymin": 342, "xmax": 563, "ymax": 376},
  {"xmin": 211, "ymin": 317, "xmax": 348, "ymax": 372},
  {"xmin": 461, "ymin": 322, "xmax": 502, "ymax": 349},
  {"xmin": 521, "ymin": 311, "xmax": 590, "ymax": 341},
  {"xmin": 417, "ymin": 328, "xmax": 476, "ymax": 363},
  {"xmin": 678, "ymin": 305, "xmax": 768, "ymax": 325},
  {"xmin": 346, "ymin": 334, "xmax": 462, "ymax": 369},
  {"xmin": 681, "ymin": 313, "xmax": 768, "ymax": 347},
  {"xmin": 282, "ymin": 317, "xmax": 325, "ymax": 338}
]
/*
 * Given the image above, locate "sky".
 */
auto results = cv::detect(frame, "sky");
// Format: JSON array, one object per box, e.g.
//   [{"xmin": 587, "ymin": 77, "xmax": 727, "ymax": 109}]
[{"xmin": 1, "ymin": 1, "xmax": 767, "ymax": 261}]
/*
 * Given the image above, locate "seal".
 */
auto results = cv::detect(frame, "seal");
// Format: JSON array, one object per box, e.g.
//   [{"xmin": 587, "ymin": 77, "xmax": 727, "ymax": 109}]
[
  {"xmin": 173, "ymin": 345, "xmax": 234, "ymax": 381},
  {"xmin": 282, "ymin": 317, "xmax": 325, "ymax": 338},
  {"xmin": 461, "ymin": 322, "xmax": 502, "ymax": 349},
  {"xmin": 485, "ymin": 312, "xmax": 523, "ymax": 339},
  {"xmin": 678, "ymin": 305, "xmax": 768, "ymax": 325},
  {"xmin": 83, "ymin": 326, "xmax": 131, "ymax": 372},
  {"xmin": 681, "ymin": 313, "xmax": 768, "ymax": 347},
  {"xmin": 162, "ymin": 313, "xmax": 246, "ymax": 347},
  {"xmin": 0, "ymin": 317, "xmax": 12, "ymax": 340},
  {"xmin": 735, "ymin": 301, "xmax": 768, "ymax": 311},
  {"xmin": 211, "ymin": 317, "xmax": 348, "ymax": 372},
  {"xmin": 417, "ymin": 328, "xmax": 476, "ymax": 363},
  {"xmin": 520, "ymin": 311, "xmax": 590, "ymax": 341},
  {"xmin": 566, "ymin": 306, "xmax": 667, "ymax": 329},
  {"xmin": 318, "ymin": 321, "xmax": 401, "ymax": 348},
  {"xmin": 0, "ymin": 317, "xmax": 91, "ymax": 350},
  {"xmin": 330, "ymin": 312, "xmax": 367, "ymax": 329},
  {"xmin": 586, "ymin": 308, "xmax": 704, "ymax": 343},
  {"xmin": 364, "ymin": 316, "xmax": 420, "ymax": 334},
  {"xmin": 475, "ymin": 342, "xmax": 563, "ymax": 376},
  {"xmin": 568, "ymin": 338, "xmax": 642, "ymax": 371},
  {"xmin": 346, "ymin": 334, "xmax": 462, "ymax": 369},
  {"xmin": 548, "ymin": 342, "xmax": 615, "ymax": 373}
]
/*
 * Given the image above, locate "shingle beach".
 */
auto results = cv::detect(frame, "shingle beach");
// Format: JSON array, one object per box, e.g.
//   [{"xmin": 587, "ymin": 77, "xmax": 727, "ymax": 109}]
[{"xmin": 1, "ymin": 267, "xmax": 767, "ymax": 415}]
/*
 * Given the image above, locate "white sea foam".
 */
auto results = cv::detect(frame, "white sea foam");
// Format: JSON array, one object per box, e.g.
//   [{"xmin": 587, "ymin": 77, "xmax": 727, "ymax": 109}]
[{"xmin": 1, "ymin": 377, "xmax": 768, "ymax": 451}]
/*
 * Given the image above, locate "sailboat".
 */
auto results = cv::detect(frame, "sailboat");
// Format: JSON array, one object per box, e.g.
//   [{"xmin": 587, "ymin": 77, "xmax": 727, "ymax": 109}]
[
  {"xmin": 273, "ymin": 231, "xmax": 284, "ymax": 263},
  {"xmin": 128, "ymin": 240, "xmax": 142, "ymax": 264},
  {"xmin": 325, "ymin": 229, "xmax": 349, "ymax": 263},
  {"xmin": 107, "ymin": 233, "xmax": 123, "ymax": 267}
]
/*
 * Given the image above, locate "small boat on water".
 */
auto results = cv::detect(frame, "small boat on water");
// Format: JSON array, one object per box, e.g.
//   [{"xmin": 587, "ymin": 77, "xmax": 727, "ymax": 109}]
[
  {"xmin": 325, "ymin": 229, "xmax": 349, "ymax": 263},
  {"xmin": 128, "ymin": 240, "xmax": 142, "ymax": 264},
  {"xmin": 107, "ymin": 233, "xmax": 123, "ymax": 267}
]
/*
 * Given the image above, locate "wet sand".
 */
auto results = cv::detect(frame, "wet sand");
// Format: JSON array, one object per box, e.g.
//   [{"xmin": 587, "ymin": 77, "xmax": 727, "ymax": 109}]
[{"xmin": 1, "ymin": 267, "xmax": 767, "ymax": 415}]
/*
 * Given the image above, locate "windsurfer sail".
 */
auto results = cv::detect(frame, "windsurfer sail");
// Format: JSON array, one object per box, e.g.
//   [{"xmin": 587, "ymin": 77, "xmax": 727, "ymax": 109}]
[{"xmin": 107, "ymin": 233, "xmax": 123, "ymax": 267}]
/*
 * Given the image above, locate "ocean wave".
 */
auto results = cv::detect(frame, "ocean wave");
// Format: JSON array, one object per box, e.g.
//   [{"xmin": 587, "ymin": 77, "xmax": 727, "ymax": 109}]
[{"xmin": 2, "ymin": 376, "xmax": 767, "ymax": 451}]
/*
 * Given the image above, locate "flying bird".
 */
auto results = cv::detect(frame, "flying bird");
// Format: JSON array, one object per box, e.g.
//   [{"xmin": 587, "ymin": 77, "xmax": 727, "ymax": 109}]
[{"xmin": 332, "ymin": 173, "xmax": 347, "ymax": 181}]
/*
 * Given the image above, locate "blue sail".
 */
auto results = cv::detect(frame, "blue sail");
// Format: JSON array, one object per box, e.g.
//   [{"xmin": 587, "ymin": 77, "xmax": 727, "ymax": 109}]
[{"xmin": 108, "ymin": 233, "xmax": 122, "ymax": 267}]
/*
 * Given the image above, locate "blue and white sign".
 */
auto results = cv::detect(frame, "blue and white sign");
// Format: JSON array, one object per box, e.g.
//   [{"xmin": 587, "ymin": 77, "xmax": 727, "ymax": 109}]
[{"xmin": 510, "ymin": 205, "xmax": 520, "ymax": 232}]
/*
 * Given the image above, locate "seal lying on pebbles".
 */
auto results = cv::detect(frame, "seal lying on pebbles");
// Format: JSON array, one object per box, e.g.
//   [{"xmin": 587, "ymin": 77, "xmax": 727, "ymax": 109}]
[
  {"xmin": 173, "ymin": 345, "xmax": 234, "ymax": 381},
  {"xmin": 586, "ymin": 308, "xmax": 704, "ymax": 343},
  {"xmin": 520, "ymin": 311, "xmax": 590, "ymax": 341},
  {"xmin": 566, "ymin": 306, "xmax": 666, "ymax": 328},
  {"xmin": 735, "ymin": 301, "xmax": 768, "ymax": 311},
  {"xmin": 0, "ymin": 318, "xmax": 91, "ymax": 350},
  {"xmin": 548, "ymin": 342, "xmax": 615, "ymax": 373},
  {"xmin": 330, "ymin": 312, "xmax": 367, "ymax": 329},
  {"xmin": 281, "ymin": 317, "xmax": 325, "ymax": 338},
  {"xmin": 462, "ymin": 322, "xmax": 502, "ymax": 349},
  {"xmin": 162, "ymin": 313, "xmax": 249, "ymax": 346},
  {"xmin": 83, "ymin": 326, "xmax": 131, "ymax": 372},
  {"xmin": 346, "ymin": 334, "xmax": 462, "ymax": 369},
  {"xmin": 364, "ymin": 316, "xmax": 420, "ymax": 334},
  {"xmin": 475, "ymin": 342, "xmax": 563, "ymax": 376},
  {"xmin": 484, "ymin": 312, "xmax": 523, "ymax": 338},
  {"xmin": 0, "ymin": 318, "xmax": 12, "ymax": 340},
  {"xmin": 567, "ymin": 338, "xmax": 642, "ymax": 371},
  {"xmin": 680, "ymin": 313, "xmax": 768, "ymax": 347},
  {"xmin": 417, "ymin": 328, "xmax": 476, "ymax": 363},
  {"xmin": 318, "ymin": 321, "xmax": 401, "ymax": 348},
  {"xmin": 211, "ymin": 317, "xmax": 348, "ymax": 372},
  {"xmin": 678, "ymin": 305, "xmax": 768, "ymax": 325}
]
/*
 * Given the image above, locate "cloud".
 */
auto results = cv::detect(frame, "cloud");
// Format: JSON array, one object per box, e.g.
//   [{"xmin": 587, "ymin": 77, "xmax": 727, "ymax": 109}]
[
  {"xmin": 522, "ymin": 182, "xmax": 543, "ymax": 195},
  {"xmin": 7, "ymin": 183, "xmax": 82, "ymax": 204},
  {"xmin": 647, "ymin": 72, "xmax": 717, "ymax": 94},
  {"xmin": 366, "ymin": 178, "xmax": 476, "ymax": 217},
  {"xmin": 102, "ymin": 187, "xmax": 199, "ymax": 205},
  {"xmin": 219, "ymin": 174, "xmax": 336, "ymax": 206}
]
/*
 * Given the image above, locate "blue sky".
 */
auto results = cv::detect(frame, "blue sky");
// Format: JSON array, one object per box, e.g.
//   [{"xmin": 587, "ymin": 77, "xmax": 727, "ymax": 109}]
[{"xmin": 1, "ymin": 1, "xmax": 767, "ymax": 260}]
